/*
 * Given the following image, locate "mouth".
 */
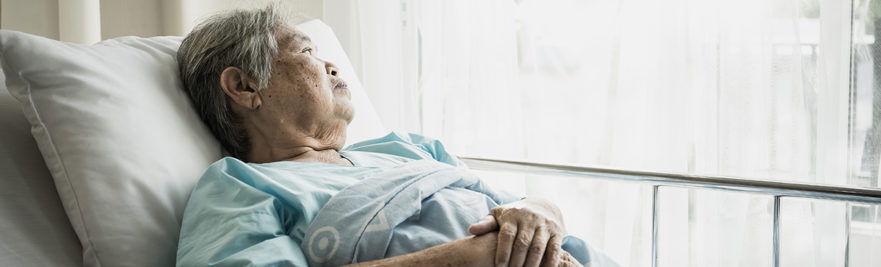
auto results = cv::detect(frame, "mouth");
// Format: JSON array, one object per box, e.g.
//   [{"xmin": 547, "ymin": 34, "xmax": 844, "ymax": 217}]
[
  {"xmin": 333, "ymin": 81, "xmax": 348, "ymax": 90},
  {"xmin": 332, "ymin": 79, "xmax": 351, "ymax": 98}
]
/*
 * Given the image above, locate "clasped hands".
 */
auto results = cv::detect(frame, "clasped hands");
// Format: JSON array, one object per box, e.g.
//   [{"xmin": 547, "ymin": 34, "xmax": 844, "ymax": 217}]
[{"xmin": 468, "ymin": 198, "xmax": 581, "ymax": 267}]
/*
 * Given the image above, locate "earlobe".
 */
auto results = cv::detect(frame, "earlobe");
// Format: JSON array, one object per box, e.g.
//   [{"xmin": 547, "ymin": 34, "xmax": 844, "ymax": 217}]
[
  {"xmin": 220, "ymin": 67, "xmax": 262, "ymax": 110},
  {"xmin": 252, "ymin": 93, "xmax": 261, "ymax": 110}
]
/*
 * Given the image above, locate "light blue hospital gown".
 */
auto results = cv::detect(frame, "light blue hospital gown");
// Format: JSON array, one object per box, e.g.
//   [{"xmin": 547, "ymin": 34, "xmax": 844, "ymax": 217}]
[
  {"xmin": 177, "ymin": 132, "xmax": 514, "ymax": 266},
  {"xmin": 176, "ymin": 132, "xmax": 608, "ymax": 267}
]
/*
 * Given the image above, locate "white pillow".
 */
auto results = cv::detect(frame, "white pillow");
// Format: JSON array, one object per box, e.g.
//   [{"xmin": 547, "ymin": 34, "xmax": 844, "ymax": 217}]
[
  {"xmin": 0, "ymin": 19, "xmax": 385, "ymax": 267},
  {"xmin": 0, "ymin": 73, "xmax": 84, "ymax": 267}
]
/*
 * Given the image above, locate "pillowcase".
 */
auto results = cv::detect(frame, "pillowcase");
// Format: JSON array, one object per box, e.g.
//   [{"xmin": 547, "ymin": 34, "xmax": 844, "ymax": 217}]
[
  {"xmin": 0, "ymin": 19, "xmax": 385, "ymax": 267},
  {"xmin": 1, "ymin": 31, "xmax": 219, "ymax": 267},
  {"xmin": 0, "ymin": 73, "xmax": 84, "ymax": 267}
]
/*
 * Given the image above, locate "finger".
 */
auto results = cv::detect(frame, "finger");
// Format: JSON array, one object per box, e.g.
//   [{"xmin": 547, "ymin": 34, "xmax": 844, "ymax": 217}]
[
  {"xmin": 496, "ymin": 222, "xmax": 518, "ymax": 267},
  {"xmin": 561, "ymin": 251, "xmax": 582, "ymax": 267},
  {"xmin": 509, "ymin": 227, "xmax": 534, "ymax": 267},
  {"xmin": 490, "ymin": 205, "xmax": 507, "ymax": 219},
  {"xmin": 540, "ymin": 235, "xmax": 564, "ymax": 267},
  {"xmin": 468, "ymin": 215, "xmax": 499, "ymax": 235},
  {"xmin": 524, "ymin": 228, "xmax": 549, "ymax": 267}
]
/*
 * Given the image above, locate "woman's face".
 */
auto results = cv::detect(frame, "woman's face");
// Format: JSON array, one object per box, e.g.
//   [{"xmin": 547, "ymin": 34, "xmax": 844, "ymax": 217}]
[{"xmin": 255, "ymin": 23, "xmax": 354, "ymax": 138}]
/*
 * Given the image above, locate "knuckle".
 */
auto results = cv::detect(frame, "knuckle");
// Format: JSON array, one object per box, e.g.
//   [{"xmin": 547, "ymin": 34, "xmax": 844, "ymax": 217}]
[
  {"xmin": 515, "ymin": 235, "xmax": 531, "ymax": 248},
  {"xmin": 550, "ymin": 244, "xmax": 563, "ymax": 253},
  {"xmin": 528, "ymin": 245, "xmax": 543, "ymax": 254},
  {"xmin": 499, "ymin": 228, "xmax": 517, "ymax": 239},
  {"xmin": 508, "ymin": 206, "xmax": 525, "ymax": 215},
  {"xmin": 490, "ymin": 206, "xmax": 505, "ymax": 214},
  {"xmin": 547, "ymin": 244, "xmax": 563, "ymax": 255},
  {"xmin": 533, "ymin": 226, "xmax": 547, "ymax": 235},
  {"xmin": 549, "ymin": 237, "xmax": 564, "ymax": 247}
]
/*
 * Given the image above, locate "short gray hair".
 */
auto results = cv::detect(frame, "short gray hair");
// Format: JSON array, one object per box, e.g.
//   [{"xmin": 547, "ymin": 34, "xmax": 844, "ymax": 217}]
[{"xmin": 177, "ymin": 6, "xmax": 282, "ymax": 159}]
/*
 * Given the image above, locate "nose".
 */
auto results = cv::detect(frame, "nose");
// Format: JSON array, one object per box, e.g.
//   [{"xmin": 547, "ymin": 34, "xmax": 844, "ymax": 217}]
[{"xmin": 325, "ymin": 60, "xmax": 339, "ymax": 77}]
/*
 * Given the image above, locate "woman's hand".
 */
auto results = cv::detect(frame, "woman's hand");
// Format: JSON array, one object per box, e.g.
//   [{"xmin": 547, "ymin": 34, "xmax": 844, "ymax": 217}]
[
  {"xmin": 345, "ymin": 231, "xmax": 581, "ymax": 267},
  {"xmin": 449, "ymin": 232, "xmax": 581, "ymax": 267},
  {"xmin": 468, "ymin": 198, "xmax": 567, "ymax": 267}
]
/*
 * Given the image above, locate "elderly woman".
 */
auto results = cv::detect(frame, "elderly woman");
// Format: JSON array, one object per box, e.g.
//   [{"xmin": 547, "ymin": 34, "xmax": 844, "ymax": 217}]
[{"xmin": 175, "ymin": 7, "xmax": 605, "ymax": 267}]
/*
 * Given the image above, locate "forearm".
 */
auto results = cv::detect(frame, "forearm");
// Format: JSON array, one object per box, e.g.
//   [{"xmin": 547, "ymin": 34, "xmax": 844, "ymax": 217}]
[
  {"xmin": 343, "ymin": 243, "xmax": 470, "ymax": 267},
  {"xmin": 344, "ymin": 234, "xmax": 495, "ymax": 267}
]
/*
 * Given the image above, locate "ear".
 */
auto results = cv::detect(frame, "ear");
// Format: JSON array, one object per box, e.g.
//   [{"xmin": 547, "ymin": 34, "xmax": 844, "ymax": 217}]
[{"xmin": 220, "ymin": 67, "xmax": 263, "ymax": 110}]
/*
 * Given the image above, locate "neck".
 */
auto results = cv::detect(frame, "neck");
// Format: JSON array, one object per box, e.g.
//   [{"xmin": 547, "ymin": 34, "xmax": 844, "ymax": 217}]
[
  {"xmin": 243, "ymin": 124, "xmax": 349, "ymax": 165},
  {"xmin": 246, "ymin": 133, "xmax": 349, "ymax": 163},
  {"xmin": 280, "ymin": 147, "xmax": 351, "ymax": 164},
  {"xmin": 247, "ymin": 141, "xmax": 351, "ymax": 165}
]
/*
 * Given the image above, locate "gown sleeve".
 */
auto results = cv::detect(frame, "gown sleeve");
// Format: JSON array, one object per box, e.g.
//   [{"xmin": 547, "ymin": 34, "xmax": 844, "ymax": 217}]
[{"xmin": 176, "ymin": 159, "xmax": 308, "ymax": 267}]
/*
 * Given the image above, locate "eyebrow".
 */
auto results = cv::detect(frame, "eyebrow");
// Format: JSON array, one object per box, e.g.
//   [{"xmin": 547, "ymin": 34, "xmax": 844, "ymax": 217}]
[{"xmin": 290, "ymin": 33, "xmax": 311, "ymax": 45}]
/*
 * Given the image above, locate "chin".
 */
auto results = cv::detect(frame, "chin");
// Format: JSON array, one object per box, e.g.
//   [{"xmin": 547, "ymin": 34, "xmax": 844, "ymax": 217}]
[{"xmin": 336, "ymin": 106, "xmax": 355, "ymax": 124}]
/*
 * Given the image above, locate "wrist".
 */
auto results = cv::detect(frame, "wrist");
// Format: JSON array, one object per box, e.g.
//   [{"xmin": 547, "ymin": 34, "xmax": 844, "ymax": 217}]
[{"xmin": 346, "ymin": 235, "xmax": 490, "ymax": 267}]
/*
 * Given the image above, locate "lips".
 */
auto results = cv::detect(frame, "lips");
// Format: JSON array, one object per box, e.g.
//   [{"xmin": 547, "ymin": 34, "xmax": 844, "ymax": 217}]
[
  {"xmin": 330, "ymin": 76, "xmax": 348, "ymax": 91},
  {"xmin": 331, "ymin": 79, "xmax": 351, "ymax": 98},
  {"xmin": 333, "ymin": 81, "xmax": 348, "ymax": 90}
]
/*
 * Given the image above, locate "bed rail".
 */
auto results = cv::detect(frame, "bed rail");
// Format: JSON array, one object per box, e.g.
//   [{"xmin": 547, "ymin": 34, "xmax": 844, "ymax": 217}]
[{"xmin": 460, "ymin": 157, "xmax": 881, "ymax": 267}]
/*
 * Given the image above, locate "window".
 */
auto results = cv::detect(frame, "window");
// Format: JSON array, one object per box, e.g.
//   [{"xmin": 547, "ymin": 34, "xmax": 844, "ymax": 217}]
[{"xmin": 328, "ymin": 0, "xmax": 881, "ymax": 265}]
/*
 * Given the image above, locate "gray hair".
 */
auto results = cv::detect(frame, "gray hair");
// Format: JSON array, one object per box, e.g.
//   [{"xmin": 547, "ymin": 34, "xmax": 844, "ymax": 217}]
[{"xmin": 177, "ymin": 6, "xmax": 282, "ymax": 159}]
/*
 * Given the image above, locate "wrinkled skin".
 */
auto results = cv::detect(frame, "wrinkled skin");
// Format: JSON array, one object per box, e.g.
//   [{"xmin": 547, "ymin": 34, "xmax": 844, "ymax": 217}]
[
  {"xmin": 222, "ymin": 22, "xmax": 353, "ymax": 165},
  {"xmin": 469, "ymin": 198, "xmax": 569, "ymax": 267}
]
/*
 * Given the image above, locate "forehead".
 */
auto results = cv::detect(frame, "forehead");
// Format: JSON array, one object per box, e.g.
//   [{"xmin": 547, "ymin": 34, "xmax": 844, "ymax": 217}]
[{"xmin": 275, "ymin": 24, "xmax": 311, "ymax": 47}]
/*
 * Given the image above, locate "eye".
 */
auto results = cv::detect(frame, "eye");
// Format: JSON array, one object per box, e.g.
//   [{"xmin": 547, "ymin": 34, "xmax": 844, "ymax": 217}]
[{"xmin": 301, "ymin": 47, "xmax": 313, "ymax": 55}]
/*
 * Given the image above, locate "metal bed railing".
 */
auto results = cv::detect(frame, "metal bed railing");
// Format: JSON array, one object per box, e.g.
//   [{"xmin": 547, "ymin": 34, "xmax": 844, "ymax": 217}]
[{"xmin": 460, "ymin": 157, "xmax": 881, "ymax": 267}]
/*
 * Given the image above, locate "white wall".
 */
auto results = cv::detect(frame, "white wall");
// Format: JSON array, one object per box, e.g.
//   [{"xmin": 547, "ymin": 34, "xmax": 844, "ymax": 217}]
[
  {"xmin": 101, "ymin": 0, "xmax": 163, "ymax": 38},
  {"xmin": 1, "ymin": 0, "xmax": 59, "ymax": 39}
]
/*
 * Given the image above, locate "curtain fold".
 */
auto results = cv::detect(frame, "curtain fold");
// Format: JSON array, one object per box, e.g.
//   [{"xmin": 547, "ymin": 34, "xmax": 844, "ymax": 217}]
[
  {"xmin": 341, "ymin": 0, "xmax": 872, "ymax": 266},
  {"xmin": 58, "ymin": 0, "xmax": 101, "ymax": 44}
]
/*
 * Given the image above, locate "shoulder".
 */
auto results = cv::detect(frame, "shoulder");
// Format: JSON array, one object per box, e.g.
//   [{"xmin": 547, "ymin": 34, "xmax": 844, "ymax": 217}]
[
  {"xmin": 190, "ymin": 156, "xmax": 282, "ymax": 197},
  {"xmin": 345, "ymin": 132, "xmax": 465, "ymax": 167},
  {"xmin": 346, "ymin": 132, "xmax": 429, "ymax": 147},
  {"xmin": 197, "ymin": 157, "xmax": 252, "ymax": 184}
]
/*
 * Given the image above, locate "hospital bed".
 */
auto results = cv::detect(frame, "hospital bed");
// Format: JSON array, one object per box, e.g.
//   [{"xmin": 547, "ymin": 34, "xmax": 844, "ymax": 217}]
[{"xmin": 1, "ymin": 19, "xmax": 880, "ymax": 267}]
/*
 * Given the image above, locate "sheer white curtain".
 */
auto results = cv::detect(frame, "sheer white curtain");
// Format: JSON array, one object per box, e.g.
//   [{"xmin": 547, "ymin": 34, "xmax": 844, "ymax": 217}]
[
  {"xmin": 337, "ymin": 0, "xmax": 526, "ymax": 159},
  {"xmin": 339, "ymin": 0, "xmax": 878, "ymax": 266},
  {"xmin": 343, "ymin": 0, "xmax": 850, "ymax": 181}
]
